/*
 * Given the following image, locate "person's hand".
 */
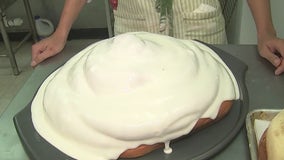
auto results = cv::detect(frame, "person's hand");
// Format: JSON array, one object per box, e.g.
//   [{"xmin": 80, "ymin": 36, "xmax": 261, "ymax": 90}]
[
  {"xmin": 257, "ymin": 33, "xmax": 284, "ymax": 75},
  {"xmin": 31, "ymin": 33, "xmax": 67, "ymax": 67}
]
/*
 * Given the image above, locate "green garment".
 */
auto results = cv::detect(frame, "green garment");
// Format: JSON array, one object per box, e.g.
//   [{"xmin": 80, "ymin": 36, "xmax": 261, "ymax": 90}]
[{"xmin": 155, "ymin": 0, "xmax": 174, "ymax": 36}]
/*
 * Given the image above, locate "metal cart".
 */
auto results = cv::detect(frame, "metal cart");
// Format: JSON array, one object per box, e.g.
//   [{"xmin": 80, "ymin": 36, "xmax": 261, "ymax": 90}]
[{"xmin": 0, "ymin": 0, "xmax": 38, "ymax": 75}]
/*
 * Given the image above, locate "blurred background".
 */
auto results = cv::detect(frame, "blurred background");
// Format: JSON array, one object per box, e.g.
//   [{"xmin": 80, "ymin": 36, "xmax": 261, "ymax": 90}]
[
  {"xmin": 227, "ymin": 0, "xmax": 284, "ymax": 44},
  {"xmin": 2, "ymin": 0, "xmax": 283, "ymax": 44}
]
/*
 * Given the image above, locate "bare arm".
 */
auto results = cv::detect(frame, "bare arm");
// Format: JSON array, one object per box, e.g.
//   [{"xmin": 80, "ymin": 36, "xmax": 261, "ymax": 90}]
[
  {"xmin": 247, "ymin": 0, "xmax": 284, "ymax": 75},
  {"xmin": 247, "ymin": 0, "xmax": 276, "ymax": 37},
  {"xmin": 31, "ymin": 0, "xmax": 87, "ymax": 67},
  {"xmin": 55, "ymin": 0, "xmax": 87, "ymax": 40}
]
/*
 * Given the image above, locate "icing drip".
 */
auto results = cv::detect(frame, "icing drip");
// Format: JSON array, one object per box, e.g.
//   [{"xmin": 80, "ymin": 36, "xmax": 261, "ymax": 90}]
[{"xmin": 164, "ymin": 141, "xmax": 172, "ymax": 154}]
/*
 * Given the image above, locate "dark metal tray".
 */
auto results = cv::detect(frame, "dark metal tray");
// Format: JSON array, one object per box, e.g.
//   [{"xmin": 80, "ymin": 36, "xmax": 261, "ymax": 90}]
[{"xmin": 13, "ymin": 43, "xmax": 249, "ymax": 160}]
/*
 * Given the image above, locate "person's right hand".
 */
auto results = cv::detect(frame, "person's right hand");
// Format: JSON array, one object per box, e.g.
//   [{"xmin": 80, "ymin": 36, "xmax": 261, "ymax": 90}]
[{"xmin": 31, "ymin": 33, "xmax": 67, "ymax": 67}]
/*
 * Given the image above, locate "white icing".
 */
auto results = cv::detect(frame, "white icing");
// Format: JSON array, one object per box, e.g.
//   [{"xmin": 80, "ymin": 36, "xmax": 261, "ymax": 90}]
[
  {"xmin": 31, "ymin": 32, "xmax": 239, "ymax": 160},
  {"xmin": 164, "ymin": 141, "xmax": 172, "ymax": 154},
  {"xmin": 254, "ymin": 119, "xmax": 270, "ymax": 145}
]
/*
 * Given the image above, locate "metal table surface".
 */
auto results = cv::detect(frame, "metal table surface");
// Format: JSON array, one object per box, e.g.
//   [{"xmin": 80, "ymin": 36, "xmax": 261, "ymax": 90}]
[{"xmin": 0, "ymin": 40, "xmax": 283, "ymax": 160}]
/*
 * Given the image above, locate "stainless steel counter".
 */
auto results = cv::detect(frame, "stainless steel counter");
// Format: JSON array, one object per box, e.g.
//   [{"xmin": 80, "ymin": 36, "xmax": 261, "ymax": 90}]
[{"xmin": 1, "ymin": 40, "xmax": 283, "ymax": 160}]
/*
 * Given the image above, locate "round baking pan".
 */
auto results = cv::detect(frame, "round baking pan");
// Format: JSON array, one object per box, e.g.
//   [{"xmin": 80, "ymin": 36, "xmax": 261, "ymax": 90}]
[{"xmin": 13, "ymin": 42, "xmax": 249, "ymax": 160}]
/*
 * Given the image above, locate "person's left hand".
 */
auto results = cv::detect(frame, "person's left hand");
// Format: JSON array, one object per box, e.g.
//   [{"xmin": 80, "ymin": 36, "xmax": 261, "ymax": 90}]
[{"xmin": 257, "ymin": 33, "xmax": 284, "ymax": 75}]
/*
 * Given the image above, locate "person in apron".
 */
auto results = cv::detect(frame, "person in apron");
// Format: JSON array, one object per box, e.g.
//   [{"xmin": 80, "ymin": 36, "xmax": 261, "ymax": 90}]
[
  {"xmin": 113, "ymin": 0, "xmax": 227, "ymax": 44},
  {"xmin": 31, "ymin": 0, "xmax": 284, "ymax": 76}
]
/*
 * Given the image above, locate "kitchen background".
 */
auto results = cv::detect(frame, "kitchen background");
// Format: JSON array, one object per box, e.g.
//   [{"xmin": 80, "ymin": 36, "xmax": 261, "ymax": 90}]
[
  {"xmin": 228, "ymin": 0, "xmax": 284, "ymax": 44},
  {"xmin": 3, "ymin": 0, "xmax": 284, "ymax": 44},
  {"xmin": 1, "ymin": 1, "xmax": 284, "ymax": 160}
]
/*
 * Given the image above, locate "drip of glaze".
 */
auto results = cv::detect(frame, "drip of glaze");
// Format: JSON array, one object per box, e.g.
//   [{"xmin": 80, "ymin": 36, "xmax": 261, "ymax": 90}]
[{"xmin": 164, "ymin": 141, "xmax": 172, "ymax": 154}]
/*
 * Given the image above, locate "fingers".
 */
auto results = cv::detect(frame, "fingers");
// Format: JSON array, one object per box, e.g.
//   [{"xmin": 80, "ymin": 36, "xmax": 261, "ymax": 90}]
[
  {"xmin": 31, "ymin": 44, "xmax": 44, "ymax": 67},
  {"xmin": 31, "ymin": 46, "xmax": 58, "ymax": 67},
  {"xmin": 31, "ymin": 42, "xmax": 46, "ymax": 67},
  {"xmin": 258, "ymin": 38, "xmax": 284, "ymax": 75},
  {"xmin": 269, "ymin": 39, "xmax": 284, "ymax": 75},
  {"xmin": 275, "ymin": 59, "xmax": 284, "ymax": 75},
  {"xmin": 31, "ymin": 52, "xmax": 48, "ymax": 67},
  {"xmin": 260, "ymin": 46, "xmax": 282, "ymax": 67},
  {"xmin": 31, "ymin": 36, "xmax": 65, "ymax": 67}
]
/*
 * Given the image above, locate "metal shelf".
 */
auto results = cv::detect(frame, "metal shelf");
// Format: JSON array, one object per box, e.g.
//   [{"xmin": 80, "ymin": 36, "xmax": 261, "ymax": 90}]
[{"xmin": 0, "ymin": 0, "xmax": 38, "ymax": 75}]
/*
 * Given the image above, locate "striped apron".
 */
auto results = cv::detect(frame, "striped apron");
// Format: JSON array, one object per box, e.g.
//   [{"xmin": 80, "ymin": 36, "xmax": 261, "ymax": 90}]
[{"xmin": 113, "ymin": 0, "xmax": 227, "ymax": 44}]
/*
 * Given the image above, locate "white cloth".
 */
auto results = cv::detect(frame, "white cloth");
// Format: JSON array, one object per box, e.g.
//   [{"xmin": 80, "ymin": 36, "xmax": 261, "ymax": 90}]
[
  {"xmin": 113, "ymin": 0, "xmax": 227, "ymax": 44},
  {"xmin": 88, "ymin": 0, "xmax": 227, "ymax": 44}
]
